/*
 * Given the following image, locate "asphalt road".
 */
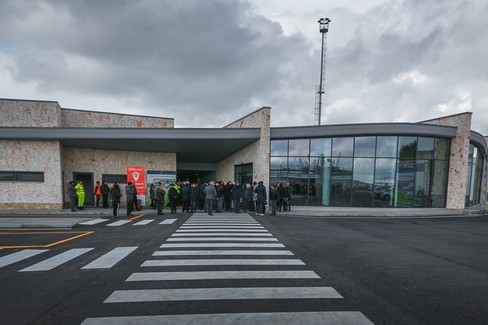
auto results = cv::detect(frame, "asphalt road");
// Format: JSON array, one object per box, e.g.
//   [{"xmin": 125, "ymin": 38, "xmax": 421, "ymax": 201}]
[{"xmin": 0, "ymin": 212, "xmax": 487, "ymax": 325}]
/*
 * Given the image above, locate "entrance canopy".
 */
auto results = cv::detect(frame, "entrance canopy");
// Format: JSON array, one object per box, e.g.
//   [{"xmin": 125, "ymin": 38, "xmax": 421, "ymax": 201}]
[{"xmin": 0, "ymin": 127, "xmax": 261, "ymax": 163}]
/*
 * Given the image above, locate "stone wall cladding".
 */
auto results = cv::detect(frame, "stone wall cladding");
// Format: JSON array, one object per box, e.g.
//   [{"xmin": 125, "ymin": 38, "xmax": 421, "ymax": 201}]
[
  {"xmin": 61, "ymin": 109, "xmax": 174, "ymax": 128},
  {"xmin": 220, "ymin": 107, "xmax": 271, "ymax": 189},
  {"xmin": 0, "ymin": 99, "xmax": 62, "ymax": 127},
  {"xmin": 422, "ymin": 113, "xmax": 472, "ymax": 210},
  {"xmin": 62, "ymin": 148, "xmax": 176, "ymax": 203},
  {"xmin": 0, "ymin": 140, "xmax": 63, "ymax": 209}
]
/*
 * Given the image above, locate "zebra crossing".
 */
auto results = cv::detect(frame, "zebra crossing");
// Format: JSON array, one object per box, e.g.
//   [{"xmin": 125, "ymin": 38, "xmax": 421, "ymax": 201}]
[
  {"xmin": 78, "ymin": 217, "xmax": 178, "ymax": 227},
  {"xmin": 0, "ymin": 246, "xmax": 138, "ymax": 271},
  {"xmin": 81, "ymin": 212, "xmax": 374, "ymax": 325}
]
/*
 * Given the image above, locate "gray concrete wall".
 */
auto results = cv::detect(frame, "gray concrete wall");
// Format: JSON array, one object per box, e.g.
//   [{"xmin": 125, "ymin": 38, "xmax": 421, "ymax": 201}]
[
  {"xmin": 0, "ymin": 99, "xmax": 62, "ymax": 127},
  {"xmin": 219, "ymin": 107, "xmax": 271, "ymax": 189},
  {"xmin": 61, "ymin": 109, "xmax": 174, "ymax": 128}
]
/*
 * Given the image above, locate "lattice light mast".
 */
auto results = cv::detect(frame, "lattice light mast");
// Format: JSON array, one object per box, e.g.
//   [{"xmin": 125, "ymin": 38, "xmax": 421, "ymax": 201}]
[{"xmin": 315, "ymin": 17, "xmax": 331, "ymax": 126}]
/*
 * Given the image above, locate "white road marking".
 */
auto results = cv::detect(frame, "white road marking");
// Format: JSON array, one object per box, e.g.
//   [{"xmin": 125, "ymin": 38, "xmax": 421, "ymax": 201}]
[
  {"xmin": 160, "ymin": 219, "xmax": 177, "ymax": 224},
  {"xmin": 176, "ymin": 229, "xmax": 268, "ymax": 233},
  {"xmin": 79, "ymin": 218, "xmax": 110, "ymax": 225},
  {"xmin": 82, "ymin": 247, "xmax": 138, "ymax": 270},
  {"xmin": 0, "ymin": 249, "xmax": 49, "ymax": 268},
  {"xmin": 133, "ymin": 219, "xmax": 154, "ymax": 226},
  {"xmin": 126, "ymin": 270, "xmax": 320, "ymax": 281},
  {"xmin": 81, "ymin": 312, "xmax": 374, "ymax": 325},
  {"xmin": 182, "ymin": 223, "xmax": 260, "ymax": 226},
  {"xmin": 141, "ymin": 259, "xmax": 305, "ymax": 267},
  {"xmin": 19, "ymin": 248, "xmax": 94, "ymax": 272},
  {"xmin": 104, "ymin": 286, "xmax": 342, "ymax": 303},
  {"xmin": 152, "ymin": 250, "xmax": 294, "ymax": 256},
  {"xmin": 171, "ymin": 233, "xmax": 272, "ymax": 237},
  {"xmin": 180, "ymin": 226, "xmax": 265, "ymax": 229},
  {"xmin": 166, "ymin": 237, "xmax": 278, "ymax": 242},
  {"xmin": 160, "ymin": 243, "xmax": 285, "ymax": 248},
  {"xmin": 106, "ymin": 220, "xmax": 132, "ymax": 227}
]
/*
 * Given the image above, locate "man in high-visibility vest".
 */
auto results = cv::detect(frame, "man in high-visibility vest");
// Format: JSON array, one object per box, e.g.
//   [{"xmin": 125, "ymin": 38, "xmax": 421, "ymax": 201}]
[{"xmin": 75, "ymin": 180, "xmax": 85, "ymax": 210}]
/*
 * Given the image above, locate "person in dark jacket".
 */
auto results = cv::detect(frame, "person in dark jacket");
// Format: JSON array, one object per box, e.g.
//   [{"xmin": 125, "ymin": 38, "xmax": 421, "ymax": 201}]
[
  {"xmin": 149, "ymin": 184, "xmax": 156, "ymax": 209},
  {"xmin": 168, "ymin": 184, "xmax": 178, "ymax": 214},
  {"xmin": 190, "ymin": 183, "xmax": 199, "ymax": 213},
  {"xmin": 232, "ymin": 182, "xmax": 243, "ymax": 214},
  {"xmin": 125, "ymin": 182, "xmax": 135, "ymax": 216},
  {"xmin": 181, "ymin": 182, "xmax": 191, "ymax": 213},
  {"xmin": 242, "ymin": 183, "xmax": 253, "ymax": 213},
  {"xmin": 100, "ymin": 180, "xmax": 110, "ymax": 209},
  {"xmin": 110, "ymin": 182, "xmax": 122, "ymax": 218},
  {"xmin": 269, "ymin": 184, "xmax": 280, "ymax": 216},
  {"xmin": 253, "ymin": 181, "xmax": 267, "ymax": 216},
  {"xmin": 155, "ymin": 183, "xmax": 166, "ymax": 215},
  {"xmin": 67, "ymin": 181, "xmax": 77, "ymax": 212},
  {"xmin": 283, "ymin": 182, "xmax": 292, "ymax": 212},
  {"xmin": 198, "ymin": 183, "xmax": 206, "ymax": 210}
]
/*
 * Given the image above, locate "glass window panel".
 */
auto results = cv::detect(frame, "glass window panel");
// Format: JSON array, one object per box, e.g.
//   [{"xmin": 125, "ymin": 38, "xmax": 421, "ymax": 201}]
[
  {"xmin": 398, "ymin": 137, "xmax": 417, "ymax": 159},
  {"xmin": 374, "ymin": 158, "xmax": 396, "ymax": 207},
  {"xmin": 352, "ymin": 158, "xmax": 374, "ymax": 207},
  {"xmin": 289, "ymin": 139, "xmax": 310, "ymax": 156},
  {"xmin": 271, "ymin": 140, "xmax": 288, "ymax": 156},
  {"xmin": 376, "ymin": 136, "xmax": 398, "ymax": 157},
  {"xmin": 310, "ymin": 157, "xmax": 332, "ymax": 206},
  {"xmin": 0, "ymin": 172, "xmax": 16, "ymax": 181},
  {"xmin": 434, "ymin": 138, "xmax": 450, "ymax": 160},
  {"xmin": 310, "ymin": 138, "xmax": 332, "ymax": 156},
  {"xmin": 332, "ymin": 137, "xmax": 354, "ymax": 157},
  {"xmin": 330, "ymin": 157, "xmax": 353, "ymax": 206},
  {"xmin": 396, "ymin": 160, "xmax": 416, "ymax": 207},
  {"xmin": 102, "ymin": 174, "xmax": 127, "ymax": 184},
  {"xmin": 414, "ymin": 160, "xmax": 432, "ymax": 207},
  {"xmin": 287, "ymin": 177, "xmax": 309, "ymax": 206},
  {"xmin": 270, "ymin": 157, "xmax": 288, "ymax": 171},
  {"xmin": 288, "ymin": 157, "xmax": 310, "ymax": 174},
  {"xmin": 354, "ymin": 137, "xmax": 376, "ymax": 157},
  {"xmin": 417, "ymin": 137, "xmax": 434, "ymax": 159}
]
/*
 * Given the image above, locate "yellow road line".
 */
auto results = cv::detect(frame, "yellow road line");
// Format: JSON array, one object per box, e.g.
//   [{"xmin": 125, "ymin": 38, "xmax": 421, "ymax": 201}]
[
  {"xmin": 0, "ymin": 231, "xmax": 94, "ymax": 249},
  {"xmin": 129, "ymin": 214, "xmax": 145, "ymax": 220}
]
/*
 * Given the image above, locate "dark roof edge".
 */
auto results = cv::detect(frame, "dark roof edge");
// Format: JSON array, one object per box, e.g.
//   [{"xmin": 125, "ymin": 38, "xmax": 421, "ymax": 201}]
[
  {"xmin": 471, "ymin": 131, "xmax": 488, "ymax": 157},
  {"xmin": 0, "ymin": 97, "xmax": 59, "ymax": 104}
]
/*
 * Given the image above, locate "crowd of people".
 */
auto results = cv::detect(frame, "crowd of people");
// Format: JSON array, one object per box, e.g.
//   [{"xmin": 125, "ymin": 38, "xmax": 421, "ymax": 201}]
[{"xmin": 67, "ymin": 179, "xmax": 294, "ymax": 219}]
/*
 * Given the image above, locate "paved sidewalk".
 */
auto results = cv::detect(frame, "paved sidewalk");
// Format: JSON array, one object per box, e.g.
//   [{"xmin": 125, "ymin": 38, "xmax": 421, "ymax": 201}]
[{"xmin": 0, "ymin": 206, "xmax": 466, "ymax": 229}]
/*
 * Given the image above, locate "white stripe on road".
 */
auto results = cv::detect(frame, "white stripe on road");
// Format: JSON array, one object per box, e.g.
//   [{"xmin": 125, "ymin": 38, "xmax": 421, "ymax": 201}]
[
  {"xmin": 182, "ymin": 223, "xmax": 260, "ymax": 226},
  {"xmin": 126, "ymin": 270, "xmax": 320, "ymax": 281},
  {"xmin": 185, "ymin": 221, "xmax": 259, "ymax": 224},
  {"xmin": 79, "ymin": 218, "xmax": 110, "ymax": 226},
  {"xmin": 180, "ymin": 226, "xmax": 264, "ymax": 229},
  {"xmin": 81, "ymin": 247, "xmax": 138, "ymax": 270},
  {"xmin": 106, "ymin": 220, "xmax": 132, "ymax": 227},
  {"xmin": 160, "ymin": 243, "xmax": 285, "ymax": 248},
  {"xmin": 81, "ymin": 312, "xmax": 374, "ymax": 325},
  {"xmin": 141, "ymin": 259, "xmax": 305, "ymax": 267},
  {"xmin": 19, "ymin": 248, "xmax": 94, "ymax": 272},
  {"xmin": 176, "ymin": 229, "xmax": 268, "ymax": 232},
  {"xmin": 160, "ymin": 219, "xmax": 177, "ymax": 224},
  {"xmin": 171, "ymin": 233, "xmax": 272, "ymax": 237},
  {"xmin": 166, "ymin": 237, "xmax": 278, "ymax": 242},
  {"xmin": 152, "ymin": 250, "xmax": 294, "ymax": 256},
  {"xmin": 133, "ymin": 220, "xmax": 154, "ymax": 226},
  {"xmin": 0, "ymin": 249, "xmax": 49, "ymax": 268},
  {"xmin": 104, "ymin": 286, "xmax": 342, "ymax": 303}
]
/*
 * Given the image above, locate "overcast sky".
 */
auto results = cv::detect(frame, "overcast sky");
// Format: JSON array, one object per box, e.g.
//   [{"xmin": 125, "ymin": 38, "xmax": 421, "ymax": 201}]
[{"xmin": 1, "ymin": 0, "xmax": 487, "ymax": 134}]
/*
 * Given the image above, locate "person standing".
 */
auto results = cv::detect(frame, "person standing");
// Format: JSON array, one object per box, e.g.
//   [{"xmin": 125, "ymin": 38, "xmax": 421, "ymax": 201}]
[
  {"xmin": 94, "ymin": 181, "xmax": 101, "ymax": 208},
  {"xmin": 190, "ymin": 183, "xmax": 199, "ymax": 213},
  {"xmin": 232, "ymin": 181, "xmax": 243, "ymax": 214},
  {"xmin": 181, "ymin": 182, "xmax": 190, "ymax": 213},
  {"xmin": 67, "ymin": 181, "xmax": 77, "ymax": 212},
  {"xmin": 242, "ymin": 183, "xmax": 253, "ymax": 213},
  {"xmin": 168, "ymin": 184, "xmax": 178, "ymax": 214},
  {"xmin": 110, "ymin": 182, "xmax": 122, "ymax": 218},
  {"xmin": 283, "ymin": 182, "xmax": 292, "ymax": 212},
  {"xmin": 75, "ymin": 180, "xmax": 85, "ymax": 210},
  {"xmin": 100, "ymin": 180, "xmax": 110, "ymax": 209},
  {"xmin": 149, "ymin": 184, "xmax": 156, "ymax": 209},
  {"xmin": 269, "ymin": 184, "xmax": 280, "ymax": 216},
  {"xmin": 155, "ymin": 183, "xmax": 166, "ymax": 215},
  {"xmin": 254, "ymin": 181, "xmax": 267, "ymax": 216},
  {"xmin": 216, "ymin": 182, "xmax": 224, "ymax": 213},
  {"xmin": 125, "ymin": 182, "xmax": 135, "ymax": 216},
  {"xmin": 204, "ymin": 181, "xmax": 217, "ymax": 215}
]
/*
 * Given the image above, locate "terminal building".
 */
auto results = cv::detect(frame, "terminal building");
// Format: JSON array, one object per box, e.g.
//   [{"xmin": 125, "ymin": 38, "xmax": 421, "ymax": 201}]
[{"xmin": 0, "ymin": 98, "xmax": 486, "ymax": 211}]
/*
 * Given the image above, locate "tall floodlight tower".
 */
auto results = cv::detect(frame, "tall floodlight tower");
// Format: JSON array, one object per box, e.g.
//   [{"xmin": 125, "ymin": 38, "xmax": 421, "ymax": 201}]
[{"xmin": 315, "ymin": 17, "xmax": 331, "ymax": 126}]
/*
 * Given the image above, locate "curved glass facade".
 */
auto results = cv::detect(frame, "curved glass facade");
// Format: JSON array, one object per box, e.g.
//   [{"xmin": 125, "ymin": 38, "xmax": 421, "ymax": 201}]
[{"xmin": 270, "ymin": 136, "xmax": 451, "ymax": 208}]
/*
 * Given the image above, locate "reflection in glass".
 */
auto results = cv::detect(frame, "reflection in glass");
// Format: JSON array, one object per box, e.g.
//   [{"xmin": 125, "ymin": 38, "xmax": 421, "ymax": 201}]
[
  {"xmin": 398, "ymin": 137, "xmax": 417, "ymax": 159},
  {"xmin": 330, "ymin": 157, "xmax": 353, "ymax": 206},
  {"xmin": 352, "ymin": 158, "xmax": 374, "ymax": 207},
  {"xmin": 414, "ymin": 160, "xmax": 432, "ymax": 207},
  {"xmin": 374, "ymin": 158, "xmax": 396, "ymax": 207},
  {"xmin": 271, "ymin": 140, "xmax": 288, "ymax": 156},
  {"xmin": 289, "ymin": 139, "xmax": 310, "ymax": 156},
  {"xmin": 311, "ymin": 138, "xmax": 332, "ymax": 156},
  {"xmin": 288, "ymin": 157, "xmax": 310, "ymax": 174},
  {"xmin": 270, "ymin": 157, "xmax": 288, "ymax": 171},
  {"xmin": 396, "ymin": 160, "xmax": 415, "ymax": 207},
  {"xmin": 432, "ymin": 160, "xmax": 447, "ymax": 207},
  {"xmin": 332, "ymin": 137, "xmax": 354, "ymax": 157},
  {"xmin": 376, "ymin": 136, "xmax": 398, "ymax": 157},
  {"xmin": 417, "ymin": 138, "xmax": 434, "ymax": 159},
  {"xmin": 354, "ymin": 137, "xmax": 376, "ymax": 157},
  {"xmin": 434, "ymin": 138, "xmax": 450, "ymax": 160},
  {"xmin": 310, "ymin": 156, "xmax": 331, "ymax": 206}
]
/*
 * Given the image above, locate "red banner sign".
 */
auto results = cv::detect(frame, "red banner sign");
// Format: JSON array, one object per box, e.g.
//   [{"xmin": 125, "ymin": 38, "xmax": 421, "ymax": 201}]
[{"xmin": 127, "ymin": 166, "xmax": 145, "ymax": 196}]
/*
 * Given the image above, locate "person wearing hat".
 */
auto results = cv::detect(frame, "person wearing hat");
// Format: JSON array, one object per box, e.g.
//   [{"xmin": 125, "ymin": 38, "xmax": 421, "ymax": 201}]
[{"xmin": 231, "ymin": 181, "xmax": 243, "ymax": 213}]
